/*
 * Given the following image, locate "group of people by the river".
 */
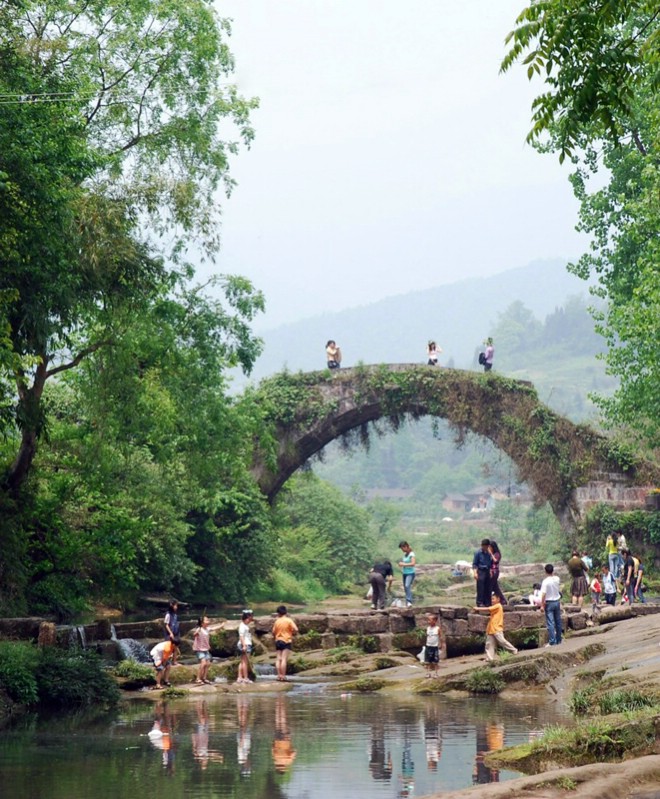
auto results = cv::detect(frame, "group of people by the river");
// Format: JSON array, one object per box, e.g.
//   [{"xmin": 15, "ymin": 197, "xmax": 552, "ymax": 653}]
[
  {"xmin": 150, "ymin": 601, "xmax": 299, "ymax": 689},
  {"xmin": 325, "ymin": 337, "xmax": 495, "ymax": 372},
  {"xmin": 151, "ymin": 528, "xmax": 648, "ymax": 683}
]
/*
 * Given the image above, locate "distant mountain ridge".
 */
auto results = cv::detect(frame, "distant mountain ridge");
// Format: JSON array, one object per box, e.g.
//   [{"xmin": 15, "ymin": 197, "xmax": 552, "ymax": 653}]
[{"xmin": 246, "ymin": 258, "xmax": 590, "ymax": 381}]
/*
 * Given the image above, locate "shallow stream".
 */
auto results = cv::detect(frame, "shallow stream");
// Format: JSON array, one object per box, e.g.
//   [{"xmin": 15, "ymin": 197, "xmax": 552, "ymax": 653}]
[{"xmin": 0, "ymin": 685, "xmax": 569, "ymax": 798}]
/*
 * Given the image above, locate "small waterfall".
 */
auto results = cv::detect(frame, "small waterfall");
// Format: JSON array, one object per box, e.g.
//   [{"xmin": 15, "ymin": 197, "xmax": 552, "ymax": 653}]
[
  {"xmin": 118, "ymin": 639, "xmax": 152, "ymax": 663},
  {"xmin": 77, "ymin": 625, "xmax": 87, "ymax": 649},
  {"xmin": 111, "ymin": 625, "xmax": 151, "ymax": 663},
  {"xmin": 254, "ymin": 663, "xmax": 276, "ymax": 677}
]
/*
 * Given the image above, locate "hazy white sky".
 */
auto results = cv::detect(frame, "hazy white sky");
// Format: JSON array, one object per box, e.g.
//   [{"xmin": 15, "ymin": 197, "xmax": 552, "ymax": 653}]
[{"xmin": 210, "ymin": 0, "xmax": 586, "ymax": 329}]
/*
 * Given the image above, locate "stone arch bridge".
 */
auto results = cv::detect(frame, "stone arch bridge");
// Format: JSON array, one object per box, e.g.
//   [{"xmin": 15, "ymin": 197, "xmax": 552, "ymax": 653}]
[{"xmin": 251, "ymin": 365, "xmax": 659, "ymax": 534}]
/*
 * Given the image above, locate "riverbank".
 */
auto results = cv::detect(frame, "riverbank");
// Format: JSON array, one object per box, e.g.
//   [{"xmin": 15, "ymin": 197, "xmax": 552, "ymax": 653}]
[
  {"xmin": 421, "ymin": 611, "xmax": 660, "ymax": 799},
  {"xmin": 122, "ymin": 609, "xmax": 660, "ymax": 799}
]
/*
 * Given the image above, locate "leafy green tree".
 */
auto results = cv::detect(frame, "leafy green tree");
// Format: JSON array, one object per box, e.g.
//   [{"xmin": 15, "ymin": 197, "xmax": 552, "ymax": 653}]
[
  {"xmin": 0, "ymin": 0, "xmax": 258, "ymax": 492},
  {"xmin": 273, "ymin": 474, "xmax": 376, "ymax": 594},
  {"xmin": 502, "ymin": 0, "xmax": 660, "ymax": 443},
  {"xmin": 17, "ymin": 273, "xmax": 265, "ymax": 612}
]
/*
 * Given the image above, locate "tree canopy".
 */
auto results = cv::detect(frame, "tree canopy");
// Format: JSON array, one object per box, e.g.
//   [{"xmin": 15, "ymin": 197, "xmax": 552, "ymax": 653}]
[
  {"xmin": 502, "ymin": 0, "xmax": 660, "ymax": 445},
  {"xmin": 0, "ymin": 0, "xmax": 259, "ymax": 492}
]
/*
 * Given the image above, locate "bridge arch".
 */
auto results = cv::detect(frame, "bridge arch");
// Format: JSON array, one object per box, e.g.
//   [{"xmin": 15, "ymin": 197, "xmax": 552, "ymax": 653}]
[{"xmin": 251, "ymin": 365, "xmax": 659, "ymax": 535}]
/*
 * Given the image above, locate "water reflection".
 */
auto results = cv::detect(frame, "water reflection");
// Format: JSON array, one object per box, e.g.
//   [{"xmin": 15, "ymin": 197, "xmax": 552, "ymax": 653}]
[
  {"xmin": 0, "ymin": 691, "xmax": 569, "ymax": 798},
  {"xmin": 473, "ymin": 721, "xmax": 504, "ymax": 785}
]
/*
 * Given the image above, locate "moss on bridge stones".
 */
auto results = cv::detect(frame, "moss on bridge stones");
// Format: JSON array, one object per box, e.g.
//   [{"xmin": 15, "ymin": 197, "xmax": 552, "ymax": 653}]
[{"xmin": 251, "ymin": 365, "xmax": 660, "ymax": 527}]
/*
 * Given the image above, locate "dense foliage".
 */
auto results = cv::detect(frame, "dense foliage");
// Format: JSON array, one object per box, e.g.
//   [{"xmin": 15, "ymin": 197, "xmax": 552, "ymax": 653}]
[
  {"xmin": 502, "ymin": 0, "xmax": 660, "ymax": 445},
  {"xmin": 268, "ymin": 473, "xmax": 377, "ymax": 598},
  {"xmin": 0, "ymin": 0, "xmax": 258, "ymax": 493},
  {"xmin": 0, "ymin": 0, "xmax": 270, "ymax": 614},
  {"xmin": 0, "ymin": 642, "xmax": 119, "ymax": 708}
]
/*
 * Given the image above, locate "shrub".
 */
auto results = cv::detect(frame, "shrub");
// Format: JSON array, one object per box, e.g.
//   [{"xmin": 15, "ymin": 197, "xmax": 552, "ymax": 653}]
[
  {"xmin": 375, "ymin": 657, "xmax": 397, "ymax": 670},
  {"xmin": 465, "ymin": 667, "xmax": 504, "ymax": 694},
  {"xmin": 347, "ymin": 634, "xmax": 379, "ymax": 654},
  {"xmin": 37, "ymin": 649, "xmax": 120, "ymax": 708},
  {"xmin": 114, "ymin": 660, "xmax": 153, "ymax": 681},
  {"xmin": 0, "ymin": 641, "xmax": 39, "ymax": 705}
]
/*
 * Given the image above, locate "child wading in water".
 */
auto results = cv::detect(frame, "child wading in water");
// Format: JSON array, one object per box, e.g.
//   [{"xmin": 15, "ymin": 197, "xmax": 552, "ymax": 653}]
[
  {"xmin": 473, "ymin": 594, "xmax": 518, "ymax": 661},
  {"xmin": 272, "ymin": 605, "xmax": 299, "ymax": 682},
  {"xmin": 424, "ymin": 613, "xmax": 442, "ymax": 677},
  {"xmin": 193, "ymin": 615, "xmax": 212, "ymax": 685},
  {"xmin": 237, "ymin": 610, "xmax": 254, "ymax": 684}
]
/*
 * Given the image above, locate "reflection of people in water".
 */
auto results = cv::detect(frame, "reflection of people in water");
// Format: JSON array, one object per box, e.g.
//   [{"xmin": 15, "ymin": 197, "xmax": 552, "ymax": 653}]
[
  {"xmin": 272, "ymin": 694, "xmax": 296, "ymax": 773},
  {"xmin": 368, "ymin": 718, "xmax": 393, "ymax": 781},
  {"xmin": 398, "ymin": 734, "xmax": 415, "ymax": 797},
  {"xmin": 423, "ymin": 705, "xmax": 443, "ymax": 771},
  {"xmin": 237, "ymin": 695, "xmax": 252, "ymax": 777},
  {"xmin": 191, "ymin": 700, "xmax": 210, "ymax": 769},
  {"xmin": 190, "ymin": 700, "xmax": 223, "ymax": 769},
  {"xmin": 147, "ymin": 702, "xmax": 177, "ymax": 775},
  {"xmin": 472, "ymin": 720, "xmax": 503, "ymax": 784}
]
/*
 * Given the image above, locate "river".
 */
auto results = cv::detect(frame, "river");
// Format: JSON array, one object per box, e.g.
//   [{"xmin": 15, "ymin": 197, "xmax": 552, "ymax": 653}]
[{"xmin": 0, "ymin": 685, "xmax": 569, "ymax": 798}]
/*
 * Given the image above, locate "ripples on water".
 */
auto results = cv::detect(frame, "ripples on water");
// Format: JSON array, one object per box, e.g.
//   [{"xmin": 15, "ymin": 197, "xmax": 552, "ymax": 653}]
[{"xmin": 0, "ymin": 685, "xmax": 569, "ymax": 798}]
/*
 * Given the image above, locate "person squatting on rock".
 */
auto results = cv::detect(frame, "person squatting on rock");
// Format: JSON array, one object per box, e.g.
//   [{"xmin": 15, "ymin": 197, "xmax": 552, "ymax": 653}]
[
  {"xmin": 473, "ymin": 595, "xmax": 518, "ymax": 661},
  {"xmin": 150, "ymin": 638, "xmax": 180, "ymax": 689},
  {"xmin": 472, "ymin": 538, "xmax": 493, "ymax": 607},
  {"xmin": 540, "ymin": 563, "xmax": 562, "ymax": 646},
  {"xmin": 398, "ymin": 541, "xmax": 416, "ymax": 607},
  {"xmin": 369, "ymin": 559, "xmax": 394, "ymax": 610}
]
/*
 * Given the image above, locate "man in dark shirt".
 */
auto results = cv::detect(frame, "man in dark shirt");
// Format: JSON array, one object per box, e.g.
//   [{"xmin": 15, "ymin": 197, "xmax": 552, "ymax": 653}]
[
  {"xmin": 472, "ymin": 539, "xmax": 493, "ymax": 607},
  {"xmin": 369, "ymin": 560, "xmax": 394, "ymax": 609},
  {"xmin": 623, "ymin": 549, "xmax": 636, "ymax": 605}
]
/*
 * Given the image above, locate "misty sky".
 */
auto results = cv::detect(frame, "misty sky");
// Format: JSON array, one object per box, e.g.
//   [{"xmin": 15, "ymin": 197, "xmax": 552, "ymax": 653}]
[{"xmin": 210, "ymin": 1, "xmax": 587, "ymax": 329}]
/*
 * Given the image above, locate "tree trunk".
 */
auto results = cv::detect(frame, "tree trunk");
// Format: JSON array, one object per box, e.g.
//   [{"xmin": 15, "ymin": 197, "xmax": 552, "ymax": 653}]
[{"xmin": 4, "ymin": 359, "xmax": 47, "ymax": 496}]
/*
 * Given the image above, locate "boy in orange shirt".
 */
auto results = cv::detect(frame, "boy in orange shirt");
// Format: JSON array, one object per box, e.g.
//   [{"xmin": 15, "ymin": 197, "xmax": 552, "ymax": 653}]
[
  {"xmin": 272, "ymin": 605, "xmax": 299, "ymax": 682},
  {"xmin": 473, "ymin": 594, "xmax": 517, "ymax": 661}
]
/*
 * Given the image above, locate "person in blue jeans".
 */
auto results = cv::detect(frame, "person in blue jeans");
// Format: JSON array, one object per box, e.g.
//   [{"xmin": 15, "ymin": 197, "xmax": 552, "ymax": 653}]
[
  {"xmin": 540, "ymin": 563, "xmax": 562, "ymax": 646},
  {"xmin": 398, "ymin": 541, "xmax": 416, "ymax": 607}
]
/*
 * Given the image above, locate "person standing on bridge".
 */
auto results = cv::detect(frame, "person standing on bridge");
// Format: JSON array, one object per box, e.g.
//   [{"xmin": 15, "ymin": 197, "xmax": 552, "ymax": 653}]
[
  {"xmin": 427, "ymin": 340, "xmax": 442, "ymax": 366},
  {"xmin": 483, "ymin": 338, "xmax": 494, "ymax": 372},
  {"xmin": 326, "ymin": 340, "xmax": 341, "ymax": 369}
]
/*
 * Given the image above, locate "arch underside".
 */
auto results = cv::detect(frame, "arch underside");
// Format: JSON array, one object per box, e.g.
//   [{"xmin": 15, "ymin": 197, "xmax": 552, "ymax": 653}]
[{"xmin": 253, "ymin": 366, "xmax": 655, "ymax": 536}]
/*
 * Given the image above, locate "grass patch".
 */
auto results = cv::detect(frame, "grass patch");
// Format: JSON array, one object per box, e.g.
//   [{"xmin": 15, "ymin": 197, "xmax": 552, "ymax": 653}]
[
  {"xmin": 114, "ymin": 660, "xmax": 153, "ymax": 681},
  {"xmin": 347, "ymin": 635, "xmax": 379, "ymax": 654},
  {"xmin": 465, "ymin": 667, "xmax": 505, "ymax": 694},
  {"xmin": 340, "ymin": 677, "xmax": 386, "ymax": 692},
  {"xmin": 326, "ymin": 646, "xmax": 363, "ymax": 664}
]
